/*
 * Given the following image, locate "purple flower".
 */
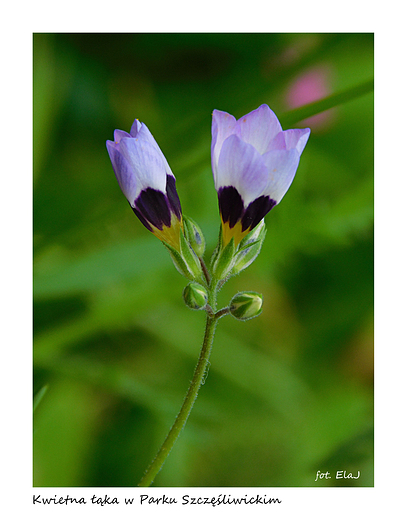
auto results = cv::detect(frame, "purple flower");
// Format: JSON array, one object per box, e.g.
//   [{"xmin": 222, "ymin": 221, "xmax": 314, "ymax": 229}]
[
  {"xmin": 211, "ymin": 104, "xmax": 310, "ymax": 245},
  {"xmin": 106, "ymin": 119, "xmax": 182, "ymax": 250}
]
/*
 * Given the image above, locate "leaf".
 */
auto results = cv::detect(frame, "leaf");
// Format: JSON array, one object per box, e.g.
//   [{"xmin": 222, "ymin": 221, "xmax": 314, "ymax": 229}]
[
  {"xmin": 33, "ymin": 385, "xmax": 49, "ymax": 413},
  {"xmin": 280, "ymin": 79, "xmax": 374, "ymax": 127},
  {"xmin": 34, "ymin": 237, "xmax": 168, "ymax": 299}
]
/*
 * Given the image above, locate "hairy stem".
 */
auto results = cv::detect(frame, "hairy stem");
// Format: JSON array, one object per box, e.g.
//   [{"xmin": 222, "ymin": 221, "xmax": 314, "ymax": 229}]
[
  {"xmin": 200, "ymin": 257, "xmax": 211, "ymax": 285},
  {"xmin": 138, "ymin": 311, "xmax": 218, "ymax": 487}
]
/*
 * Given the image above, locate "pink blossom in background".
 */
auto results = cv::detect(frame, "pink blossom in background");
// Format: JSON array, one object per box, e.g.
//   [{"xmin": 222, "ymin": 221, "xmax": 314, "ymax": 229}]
[{"xmin": 286, "ymin": 66, "xmax": 336, "ymax": 131}]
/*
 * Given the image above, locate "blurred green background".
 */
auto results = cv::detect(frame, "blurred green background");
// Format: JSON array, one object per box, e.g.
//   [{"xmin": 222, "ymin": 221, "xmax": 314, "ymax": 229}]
[{"xmin": 33, "ymin": 33, "xmax": 373, "ymax": 487}]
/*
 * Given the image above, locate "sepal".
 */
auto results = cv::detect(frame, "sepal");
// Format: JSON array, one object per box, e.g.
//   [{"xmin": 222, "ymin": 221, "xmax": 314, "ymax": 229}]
[
  {"xmin": 183, "ymin": 215, "xmax": 206, "ymax": 258},
  {"xmin": 230, "ymin": 220, "xmax": 266, "ymax": 275},
  {"xmin": 162, "ymin": 241, "xmax": 195, "ymax": 280},
  {"xmin": 209, "ymin": 224, "xmax": 223, "ymax": 272},
  {"xmin": 211, "ymin": 236, "xmax": 236, "ymax": 281},
  {"xmin": 179, "ymin": 227, "xmax": 204, "ymax": 281}
]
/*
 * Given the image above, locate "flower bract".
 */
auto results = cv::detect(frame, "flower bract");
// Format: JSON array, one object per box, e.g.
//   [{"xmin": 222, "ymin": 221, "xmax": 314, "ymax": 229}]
[
  {"xmin": 211, "ymin": 104, "xmax": 310, "ymax": 245},
  {"xmin": 106, "ymin": 119, "xmax": 183, "ymax": 250}
]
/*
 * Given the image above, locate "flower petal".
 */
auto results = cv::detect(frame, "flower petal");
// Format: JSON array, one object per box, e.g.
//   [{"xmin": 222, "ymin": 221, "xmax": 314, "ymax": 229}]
[
  {"xmin": 106, "ymin": 140, "xmax": 139, "ymax": 205},
  {"xmin": 241, "ymin": 196, "xmax": 276, "ymax": 232},
  {"xmin": 217, "ymin": 134, "xmax": 269, "ymax": 206},
  {"xmin": 268, "ymin": 128, "xmax": 311, "ymax": 154},
  {"xmin": 137, "ymin": 123, "xmax": 175, "ymax": 180},
  {"xmin": 236, "ymin": 104, "xmax": 282, "ymax": 154},
  {"xmin": 165, "ymin": 174, "xmax": 182, "ymax": 220},
  {"xmin": 119, "ymin": 135, "xmax": 167, "ymax": 200},
  {"xmin": 130, "ymin": 119, "xmax": 142, "ymax": 137},
  {"xmin": 113, "ymin": 129, "xmax": 131, "ymax": 143},
  {"xmin": 211, "ymin": 109, "xmax": 237, "ymax": 184},
  {"xmin": 218, "ymin": 186, "xmax": 245, "ymax": 229},
  {"xmin": 134, "ymin": 186, "xmax": 172, "ymax": 230},
  {"xmin": 261, "ymin": 148, "xmax": 301, "ymax": 203}
]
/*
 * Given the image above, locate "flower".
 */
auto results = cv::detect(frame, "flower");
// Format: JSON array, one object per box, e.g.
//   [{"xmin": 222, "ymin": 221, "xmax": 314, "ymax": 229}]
[
  {"xmin": 106, "ymin": 119, "xmax": 182, "ymax": 250},
  {"xmin": 211, "ymin": 104, "xmax": 310, "ymax": 245}
]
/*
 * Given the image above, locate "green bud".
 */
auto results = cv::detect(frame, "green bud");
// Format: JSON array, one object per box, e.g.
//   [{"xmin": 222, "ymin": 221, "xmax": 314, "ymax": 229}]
[
  {"xmin": 183, "ymin": 215, "xmax": 206, "ymax": 258},
  {"xmin": 231, "ymin": 220, "xmax": 267, "ymax": 275},
  {"xmin": 229, "ymin": 291, "xmax": 263, "ymax": 321},
  {"xmin": 183, "ymin": 282, "xmax": 208, "ymax": 310}
]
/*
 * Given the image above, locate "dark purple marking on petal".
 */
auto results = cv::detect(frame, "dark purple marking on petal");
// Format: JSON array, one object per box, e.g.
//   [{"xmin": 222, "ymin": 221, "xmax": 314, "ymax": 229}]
[
  {"xmin": 130, "ymin": 175, "xmax": 182, "ymax": 232},
  {"xmin": 218, "ymin": 186, "xmax": 244, "ymax": 228},
  {"xmin": 134, "ymin": 188, "xmax": 172, "ymax": 231},
  {"xmin": 165, "ymin": 175, "xmax": 182, "ymax": 220},
  {"xmin": 241, "ymin": 196, "xmax": 276, "ymax": 232},
  {"xmin": 130, "ymin": 203, "xmax": 153, "ymax": 232}
]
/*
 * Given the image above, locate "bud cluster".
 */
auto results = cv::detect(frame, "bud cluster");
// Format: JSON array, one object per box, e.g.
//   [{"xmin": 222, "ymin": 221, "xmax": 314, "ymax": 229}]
[{"xmin": 175, "ymin": 218, "xmax": 265, "ymax": 321}]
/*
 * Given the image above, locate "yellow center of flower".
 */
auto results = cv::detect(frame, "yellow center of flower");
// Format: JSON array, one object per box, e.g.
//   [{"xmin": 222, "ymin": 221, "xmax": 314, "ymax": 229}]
[
  {"xmin": 151, "ymin": 215, "xmax": 183, "ymax": 251},
  {"xmin": 221, "ymin": 220, "xmax": 250, "ymax": 246}
]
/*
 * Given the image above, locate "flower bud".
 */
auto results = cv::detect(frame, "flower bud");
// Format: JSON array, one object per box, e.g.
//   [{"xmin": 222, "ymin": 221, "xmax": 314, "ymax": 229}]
[
  {"xmin": 229, "ymin": 291, "xmax": 263, "ymax": 320},
  {"xmin": 183, "ymin": 215, "xmax": 206, "ymax": 258},
  {"xmin": 183, "ymin": 282, "xmax": 208, "ymax": 310}
]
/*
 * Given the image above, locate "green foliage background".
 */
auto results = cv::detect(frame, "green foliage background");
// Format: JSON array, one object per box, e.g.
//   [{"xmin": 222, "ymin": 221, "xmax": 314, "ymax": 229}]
[{"xmin": 33, "ymin": 33, "xmax": 373, "ymax": 487}]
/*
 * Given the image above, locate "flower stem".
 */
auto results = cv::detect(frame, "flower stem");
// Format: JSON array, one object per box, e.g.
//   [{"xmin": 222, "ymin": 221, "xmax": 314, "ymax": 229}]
[{"xmin": 138, "ymin": 309, "xmax": 218, "ymax": 487}]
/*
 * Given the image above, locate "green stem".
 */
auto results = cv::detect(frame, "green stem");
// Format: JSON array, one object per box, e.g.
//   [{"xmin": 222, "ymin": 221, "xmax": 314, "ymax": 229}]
[{"xmin": 138, "ymin": 294, "xmax": 218, "ymax": 486}]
